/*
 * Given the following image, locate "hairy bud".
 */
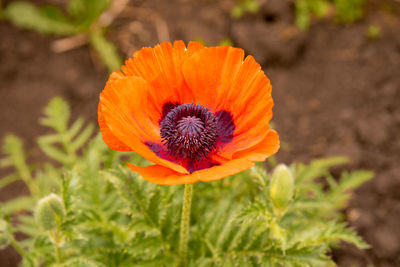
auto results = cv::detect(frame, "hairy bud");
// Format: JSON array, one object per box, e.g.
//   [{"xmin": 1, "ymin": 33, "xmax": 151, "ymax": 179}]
[
  {"xmin": 35, "ymin": 193, "xmax": 65, "ymax": 231},
  {"xmin": 270, "ymin": 164, "xmax": 294, "ymax": 215}
]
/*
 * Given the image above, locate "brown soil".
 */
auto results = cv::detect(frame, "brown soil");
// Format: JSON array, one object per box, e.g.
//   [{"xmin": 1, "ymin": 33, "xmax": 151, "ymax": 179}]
[{"xmin": 1, "ymin": 0, "xmax": 400, "ymax": 266}]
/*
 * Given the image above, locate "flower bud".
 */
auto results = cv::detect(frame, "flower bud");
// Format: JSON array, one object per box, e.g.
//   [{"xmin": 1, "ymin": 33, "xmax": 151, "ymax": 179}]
[
  {"xmin": 0, "ymin": 219, "xmax": 10, "ymax": 249},
  {"xmin": 270, "ymin": 164, "xmax": 294, "ymax": 215},
  {"xmin": 35, "ymin": 193, "xmax": 65, "ymax": 231}
]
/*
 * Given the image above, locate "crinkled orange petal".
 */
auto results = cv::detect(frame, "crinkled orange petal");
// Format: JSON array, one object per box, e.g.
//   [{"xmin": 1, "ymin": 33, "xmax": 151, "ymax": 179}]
[
  {"xmin": 121, "ymin": 41, "xmax": 205, "ymax": 125},
  {"xmin": 219, "ymin": 99, "xmax": 274, "ymax": 158},
  {"xmin": 219, "ymin": 56, "xmax": 273, "ymax": 157},
  {"xmin": 99, "ymin": 75, "xmax": 188, "ymax": 174},
  {"xmin": 182, "ymin": 46, "xmax": 245, "ymax": 111},
  {"xmin": 100, "ymin": 74, "xmax": 160, "ymax": 143},
  {"xmin": 126, "ymin": 158, "xmax": 254, "ymax": 185},
  {"xmin": 98, "ymin": 102, "xmax": 131, "ymax": 151},
  {"xmin": 233, "ymin": 130, "xmax": 280, "ymax": 161},
  {"xmin": 182, "ymin": 49, "xmax": 275, "ymax": 158},
  {"xmin": 98, "ymin": 71, "xmax": 132, "ymax": 151}
]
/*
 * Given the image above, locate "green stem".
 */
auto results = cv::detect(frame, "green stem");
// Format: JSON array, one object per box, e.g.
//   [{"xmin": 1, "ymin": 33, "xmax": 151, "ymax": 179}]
[
  {"xmin": 49, "ymin": 230, "xmax": 62, "ymax": 264},
  {"xmin": 178, "ymin": 183, "xmax": 193, "ymax": 267}
]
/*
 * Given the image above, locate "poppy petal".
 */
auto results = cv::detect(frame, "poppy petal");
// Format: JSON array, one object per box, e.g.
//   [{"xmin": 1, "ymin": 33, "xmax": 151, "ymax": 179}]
[
  {"xmin": 221, "ymin": 56, "xmax": 273, "ymax": 154},
  {"xmin": 182, "ymin": 46, "xmax": 245, "ymax": 111},
  {"xmin": 100, "ymin": 75, "xmax": 189, "ymax": 174},
  {"xmin": 219, "ymin": 99, "xmax": 274, "ymax": 158},
  {"xmin": 233, "ymin": 130, "xmax": 280, "ymax": 161},
  {"xmin": 98, "ymin": 102, "xmax": 131, "ymax": 151},
  {"xmin": 183, "ymin": 49, "xmax": 274, "ymax": 158},
  {"xmin": 126, "ymin": 162, "xmax": 198, "ymax": 185},
  {"xmin": 98, "ymin": 71, "xmax": 132, "ymax": 151},
  {"xmin": 126, "ymin": 158, "xmax": 254, "ymax": 185},
  {"xmin": 100, "ymin": 75, "xmax": 160, "ymax": 143},
  {"xmin": 121, "ymin": 41, "xmax": 205, "ymax": 125}
]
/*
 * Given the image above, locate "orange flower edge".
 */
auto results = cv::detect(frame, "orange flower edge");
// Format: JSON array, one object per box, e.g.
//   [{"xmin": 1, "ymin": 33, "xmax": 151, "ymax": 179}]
[{"xmin": 98, "ymin": 41, "xmax": 280, "ymax": 185}]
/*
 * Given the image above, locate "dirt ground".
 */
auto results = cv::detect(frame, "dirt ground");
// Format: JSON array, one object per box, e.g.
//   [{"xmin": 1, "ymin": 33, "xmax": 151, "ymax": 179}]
[{"xmin": 1, "ymin": 0, "xmax": 400, "ymax": 266}]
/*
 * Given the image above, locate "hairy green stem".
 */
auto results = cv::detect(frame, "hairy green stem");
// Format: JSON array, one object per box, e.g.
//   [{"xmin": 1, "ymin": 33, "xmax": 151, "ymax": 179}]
[
  {"xmin": 49, "ymin": 230, "xmax": 62, "ymax": 264},
  {"xmin": 178, "ymin": 183, "xmax": 193, "ymax": 267}
]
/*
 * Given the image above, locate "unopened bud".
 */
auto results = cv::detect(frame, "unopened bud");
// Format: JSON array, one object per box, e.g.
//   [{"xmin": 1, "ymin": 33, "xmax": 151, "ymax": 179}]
[
  {"xmin": 0, "ymin": 219, "xmax": 10, "ymax": 249},
  {"xmin": 270, "ymin": 164, "xmax": 294, "ymax": 215},
  {"xmin": 35, "ymin": 194, "xmax": 65, "ymax": 231}
]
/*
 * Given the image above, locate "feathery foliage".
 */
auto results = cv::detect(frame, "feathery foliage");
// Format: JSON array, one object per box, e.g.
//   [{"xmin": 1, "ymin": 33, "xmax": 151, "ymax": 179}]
[{"xmin": 0, "ymin": 97, "xmax": 372, "ymax": 266}]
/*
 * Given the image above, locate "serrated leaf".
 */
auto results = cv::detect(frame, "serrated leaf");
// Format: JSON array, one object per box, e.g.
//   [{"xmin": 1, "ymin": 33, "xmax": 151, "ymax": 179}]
[
  {"xmin": 71, "ymin": 123, "xmax": 94, "ymax": 152},
  {"xmin": 339, "ymin": 170, "xmax": 374, "ymax": 191},
  {"xmin": 40, "ymin": 97, "xmax": 70, "ymax": 132},
  {"xmin": 66, "ymin": 118, "xmax": 85, "ymax": 141},
  {"xmin": 296, "ymin": 156, "xmax": 350, "ymax": 183},
  {"xmin": 37, "ymin": 139, "xmax": 70, "ymax": 164}
]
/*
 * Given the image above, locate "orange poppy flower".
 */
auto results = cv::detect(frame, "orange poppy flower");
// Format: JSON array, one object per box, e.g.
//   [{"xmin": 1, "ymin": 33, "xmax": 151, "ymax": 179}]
[{"xmin": 98, "ymin": 41, "xmax": 279, "ymax": 185}]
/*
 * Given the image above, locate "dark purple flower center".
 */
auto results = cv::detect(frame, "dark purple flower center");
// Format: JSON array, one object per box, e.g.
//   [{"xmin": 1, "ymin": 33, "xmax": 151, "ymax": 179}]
[{"xmin": 160, "ymin": 104, "xmax": 218, "ymax": 160}]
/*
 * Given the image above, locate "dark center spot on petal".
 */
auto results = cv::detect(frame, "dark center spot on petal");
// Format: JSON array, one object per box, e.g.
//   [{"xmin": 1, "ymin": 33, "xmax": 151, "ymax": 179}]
[
  {"xmin": 215, "ymin": 110, "xmax": 235, "ymax": 144},
  {"xmin": 160, "ymin": 102, "xmax": 180, "ymax": 123}
]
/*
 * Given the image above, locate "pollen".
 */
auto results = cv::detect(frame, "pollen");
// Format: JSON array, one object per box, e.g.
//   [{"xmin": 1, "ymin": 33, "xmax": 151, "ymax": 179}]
[{"xmin": 160, "ymin": 104, "xmax": 218, "ymax": 160}]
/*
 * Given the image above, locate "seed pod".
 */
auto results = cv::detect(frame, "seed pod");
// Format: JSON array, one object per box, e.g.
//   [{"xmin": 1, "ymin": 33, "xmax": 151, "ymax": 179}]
[
  {"xmin": 0, "ymin": 219, "xmax": 10, "ymax": 249},
  {"xmin": 35, "ymin": 193, "xmax": 65, "ymax": 231},
  {"xmin": 270, "ymin": 164, "xmax": 294, "ymax": 214}
]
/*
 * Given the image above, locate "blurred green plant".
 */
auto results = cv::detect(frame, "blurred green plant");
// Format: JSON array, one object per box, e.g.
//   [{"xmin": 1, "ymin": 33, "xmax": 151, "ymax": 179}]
[
  {"xmin": 334, "ymin": 0, "xmax": 365, "ymax": 24},
  {"xmin": 219, "ymin": 38, "xmax": 233, "ymax": 47},
  {"xmin": 231, "ymin": 0, "xmax": 260, "ymax": 18},
  {"xmin": 3, "ymin": 0, "xmax": 122, "ymax": 72},
  {"xmin": 294, "ymin": 0, "xmax": 366, "ymax": 31},
  {"xmin": 294, "ymin": 0, "xmax": 331, "ymax": 31},
  {"xmin": 366, "ymin": 25, "xmax": 381, "ymax": 40},
  {"xmin": 0, "ymin": 97, "xmax": 373, "ymax": 266}
]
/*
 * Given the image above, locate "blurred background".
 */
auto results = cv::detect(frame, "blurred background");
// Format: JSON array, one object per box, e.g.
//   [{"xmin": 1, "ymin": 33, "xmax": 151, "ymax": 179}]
[{"xmin": 0, "ymin": 0, "xmax": 399, "ymax": 266}]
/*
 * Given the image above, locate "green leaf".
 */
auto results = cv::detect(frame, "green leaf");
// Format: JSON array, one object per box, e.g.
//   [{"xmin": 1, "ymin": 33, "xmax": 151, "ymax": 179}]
[
  {"xmin": 40, "ymin": 97, "xmax": 70, "ymax": 132},
  {"xmin": 70, "ymin": 124, "xmax": 94, "ymax": 152},
  {"xmin": 296, "ymin": 156, "xmax": 350, "ymax": 184},
  {"xmin": 2, "ymin": 135, "xmax": 33, "ymax": 186},
  {"xmin": 319, "ymin": 222, "xmax": 369, "ymax": 249},
  {"xmin": 0, "ymin": 174, "xmax": 20, "ymax": 190},
  {"xmin": 1, "ymin": 196, "xmax": 34, "ymax": 215},
  {"xmin": 339, "ymin": 170, "xmax": 374, "ymax": 191},
  {"xmin": 37, "ymin": 138, "xmax": 70, "ymax": 164},
  {"xmin": 66, "ymin": 118, "xmax": 85, "ymax": 141},
  {"xmin": 67, "ymin": 0, "xmax": 111, "ymax": 28},
  {"xmin": 4, "ymin": 2, "xmax": 78, "ymax": 35},
  {"xmin": 39, "ymin": 5, "xmax": 70, "ymax": 22}
]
